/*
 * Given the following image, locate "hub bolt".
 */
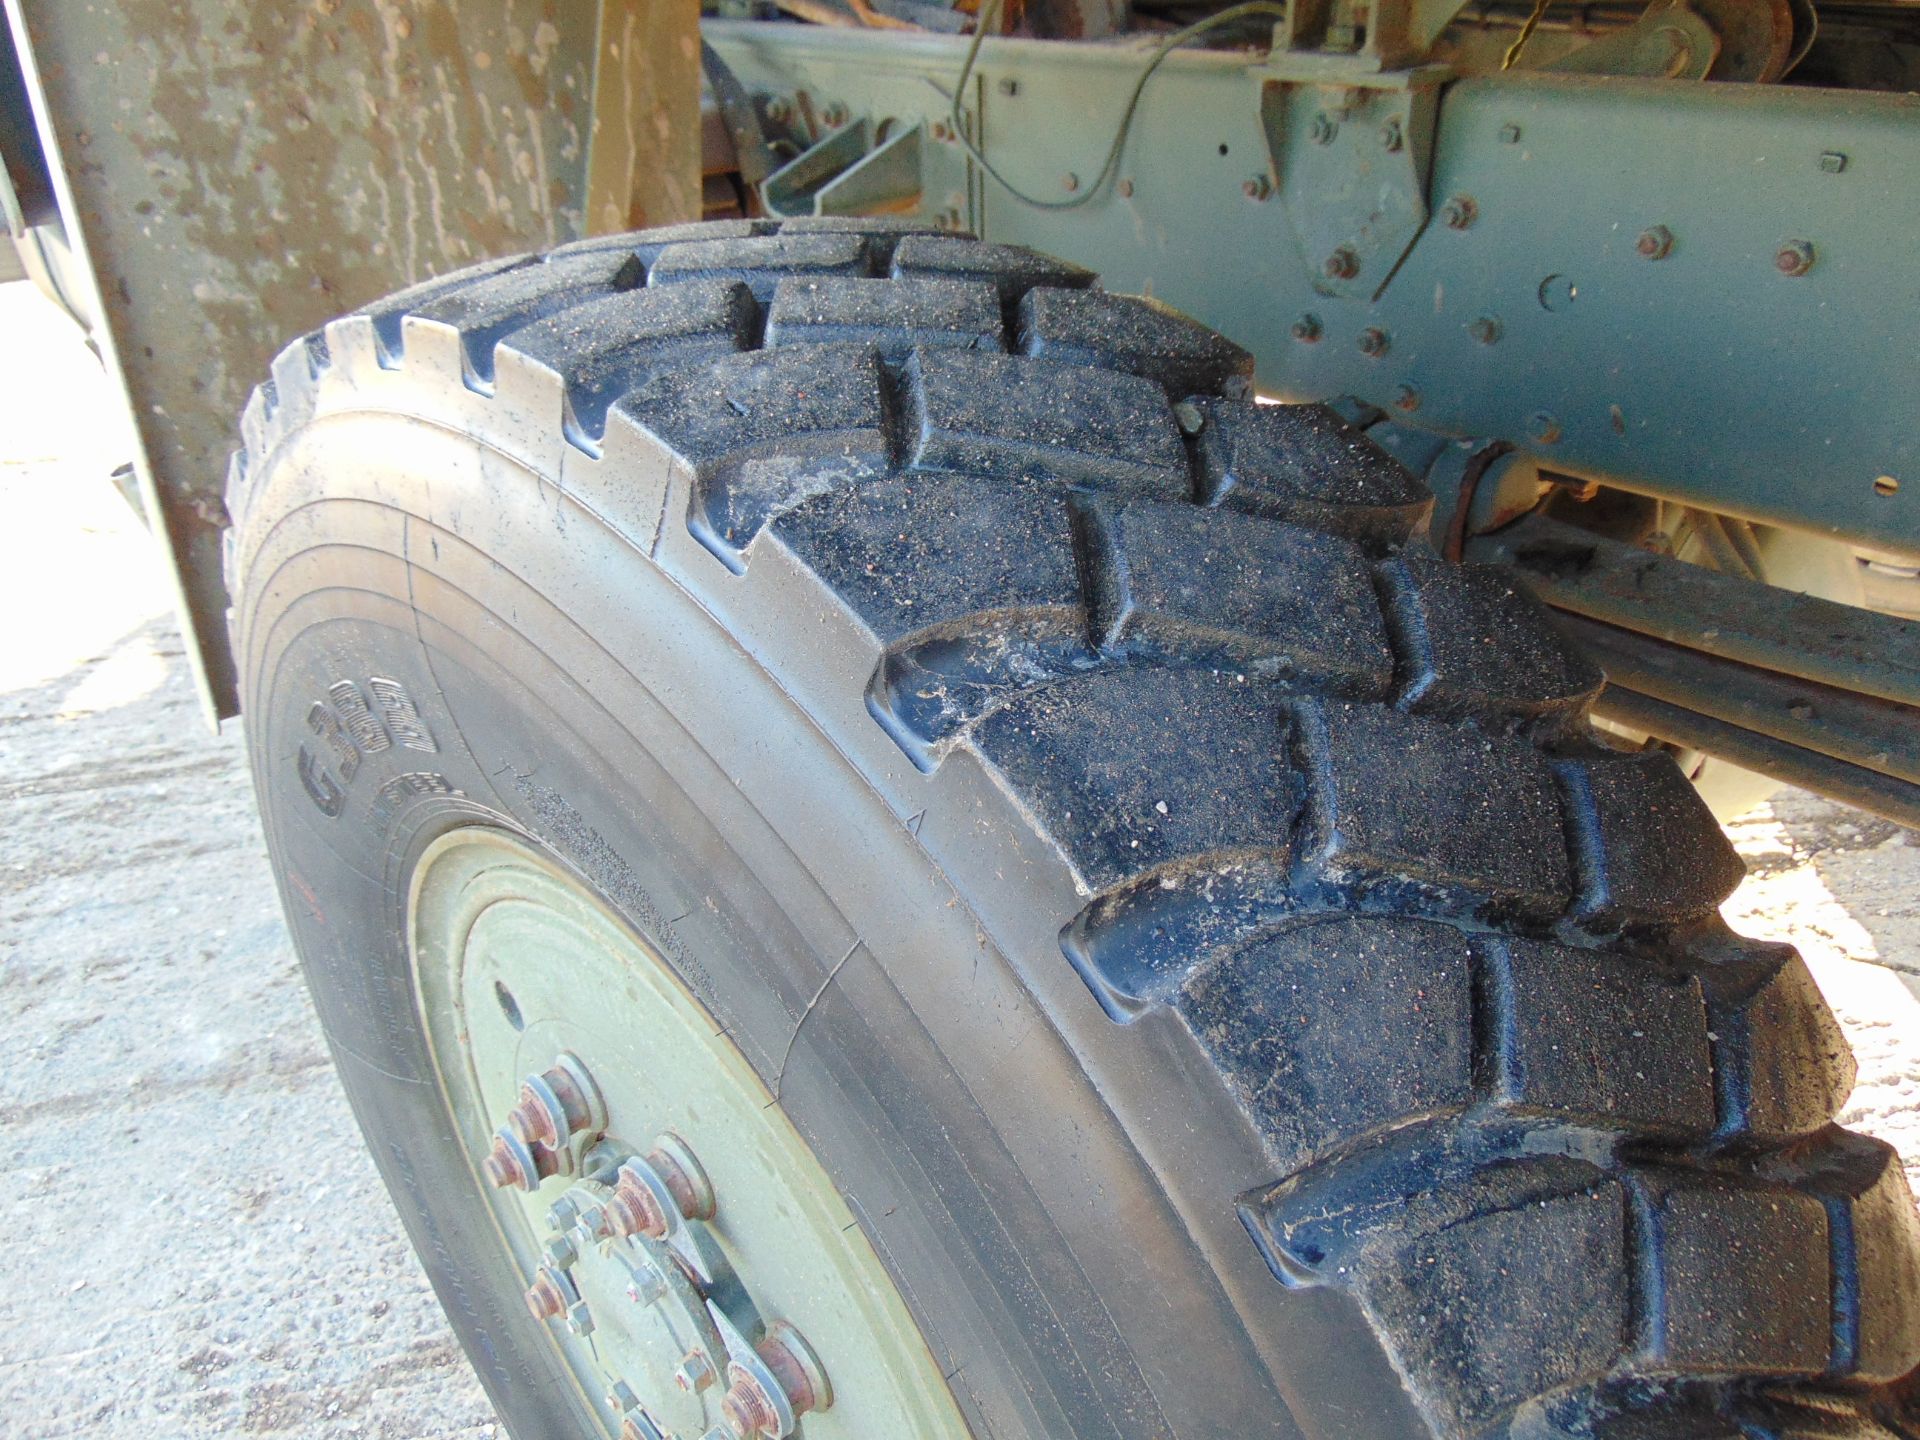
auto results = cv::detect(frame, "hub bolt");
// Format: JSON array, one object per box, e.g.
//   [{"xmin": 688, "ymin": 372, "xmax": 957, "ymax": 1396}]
[
  {"xmin": 483, "ymin": 1128, "xmax": 542, "ymax": 1192},
  {"xmin": 504, "ymin": 1054, "xmax": 605, "ymax": 1153},
  {"xmin": 1775, "ymin": 239, "xmax": 1816, "ymax": 276},
  {"xmin": 1323, "ymin": 246, "xmax": 1360, "ymax": 280},
  {"xmin": 1635, "ymin": 224, "xmax": 1674, "ymax": 260},
  {"xmin": 676, "ymin": 1349, "xmax": 719, "ymax": 1393}
]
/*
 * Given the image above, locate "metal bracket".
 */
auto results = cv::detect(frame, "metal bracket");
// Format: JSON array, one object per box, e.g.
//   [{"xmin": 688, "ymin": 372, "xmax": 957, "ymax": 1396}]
[
  {"xmin": 1260, "ymin": 67, "xmax": 1445, "ymax": 299},
  {"xmin": 761, "ymin": 116, "xmax": 924, "ymax": 218},
  {"xmin": 1542, "ymin": 0, "xmax": 1720, "ymax": 78}
]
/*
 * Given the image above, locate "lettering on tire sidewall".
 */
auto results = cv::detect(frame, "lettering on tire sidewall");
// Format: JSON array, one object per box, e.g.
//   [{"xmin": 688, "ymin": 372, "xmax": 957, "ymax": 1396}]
[{"xmin": 296, "ymin": 675, "xmax": 460, "ymax": 824}]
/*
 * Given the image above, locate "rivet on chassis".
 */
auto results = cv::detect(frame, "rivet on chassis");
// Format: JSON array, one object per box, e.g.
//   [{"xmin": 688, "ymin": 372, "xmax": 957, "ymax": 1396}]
[
  {"xmin": 609, "ymin": 1134, "xmax": 718, "ymax": 1240},
  {"xmin": 1498, "ymin": 122, "xmax": 1522, "ymax": 144},
  {"xmin": 1394, "ymin": 384, "xmax": 1421, "ymax": 413},
  {"xmin": 1309, "ymin": 112, "xmax": 1338, "ymax": 145},
  {"xmin": 1324, "ymin": 246, "xmax": 1360, "ymax": 280},
  {"xmin": 1468, "ymin": 314, "xmax": 1502, "ymax": 345},
  {"xmin": 1378, "ymin": 117, "xmax": 1403, "ymax": 151},
  {"xmin": 821, "ymin": 101, "xmax": 850, "ymax": 127},
  {"xmin": 1635, "ymin": 224, "xmax": 1674, "ymax": 260},
  {"xmin": 1061, "ymin": 171, "xmax": 1080, "ymax": 192},
  {"xmin": 1290, "ymin": 313, "xmax": 1323, "ymax": 343},
  {"xmin": 1529, "ymin": 411, "xmax": 1564, "ymax": 445},
  {"xmin": 1775, "ymin": 239, "xmax": 1816, "ymax": 276},
  {"xmin": 1357, "ymin": 326, "xmax": 1390, "ymax": 357},
  {"xmin": 1819, "ymin": 151, "xmax": 1847, "ymax": 173},
  {"xmin": 1440, "ymin": 195, "xmax": 1477, "ymax": 230},
  {"xmin": 1242, "ymin": 174, "xmax": 1271, "ymax": 201}
]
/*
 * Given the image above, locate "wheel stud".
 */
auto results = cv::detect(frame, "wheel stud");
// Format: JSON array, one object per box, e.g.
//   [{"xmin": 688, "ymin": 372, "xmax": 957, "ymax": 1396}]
[{"xmin": 483, "ymin": 1127, "xmax": 541, "ymax": 1191}]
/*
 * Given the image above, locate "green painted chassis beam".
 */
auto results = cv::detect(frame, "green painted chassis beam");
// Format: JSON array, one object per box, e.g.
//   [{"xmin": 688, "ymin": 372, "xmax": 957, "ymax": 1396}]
[{"xmin": 708, "ymin": 21, "xmax": 1920, "ymax": 559}]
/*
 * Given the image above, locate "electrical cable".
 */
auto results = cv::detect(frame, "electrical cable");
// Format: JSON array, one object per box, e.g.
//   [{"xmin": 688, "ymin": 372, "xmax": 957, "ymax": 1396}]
[{"xmin": 941, "ymin": 0, "xmax": 1288, "ymax": 209}]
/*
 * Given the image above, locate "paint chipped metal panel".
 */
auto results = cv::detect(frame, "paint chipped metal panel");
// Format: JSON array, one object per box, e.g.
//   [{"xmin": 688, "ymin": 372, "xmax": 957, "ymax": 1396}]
[{"xmin": 9, "ymin": 0, "xmax": 605, "ymax": 717}]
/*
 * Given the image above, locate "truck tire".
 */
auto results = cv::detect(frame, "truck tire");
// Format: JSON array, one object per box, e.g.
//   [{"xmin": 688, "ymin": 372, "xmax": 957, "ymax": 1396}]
[{"xmin": 225, "ymin": 219, "xmax": 1920, "ymax": 1440}]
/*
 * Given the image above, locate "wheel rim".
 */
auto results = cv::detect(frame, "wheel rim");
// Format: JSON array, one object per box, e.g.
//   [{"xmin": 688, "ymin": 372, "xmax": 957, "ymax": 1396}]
[{"xmin": 408, "ymin": 825, "xmax": 973, "ymax": 1440}]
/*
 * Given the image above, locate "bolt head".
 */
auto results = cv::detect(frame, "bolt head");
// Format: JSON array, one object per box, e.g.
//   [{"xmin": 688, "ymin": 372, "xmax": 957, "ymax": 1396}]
[
  {"xmin": 1357, "ymin": 326, "xmax": 1389, "ymax": 357},
  {"xmin": 543, "ymin": 1234, "xmax": 577, "ymax": 1269},
  {"xmin": 1498, "ymin": 123, "xmax": 1522, "ymax": 144},
  {"xmin": 1290, "ymin": 314, "xmax": 1322, "ymax": 343},
  {"xmin": 1440, "ymin": 195, "xmax": 1476, "ymax": 230},
  {"xmin": 1323, "ymin": 246, "xmax": 1360, "ymax": 281},
  {"xmin": 675, "ymin": 1350, "xmax": 719, "ymax": 1394},
  {"xmin": 822, "ymin": 102, "xmax": 849, "ymax": 127},
  {"xmin": 1635, "ymin": 224, "xmax": 1673, "ymax": 260},
  {"xmin": 1060, "ymin": 172, "xmax": 1080, "ymax": 192},
  {"xmin": 565, "ymin": 1300, "xmax": 595, "ymax": 1337},
  {"xmin": 1173, "ymin": 401, "xmax": 1206, "ymax": 435},
  {"xmin": 1378, "ymin": 118, "xmax": 1403, "ymax": 151},
  {"xmin": 1242, "ymin": 175, "xmax": 1271, "ymax": 201},
  {"xmin": 763, "ymin": 97, "xmax": 791, "ymax": 125},
  {"xmin": 1393, "ymin": 384, "xmax": 1421, "ymax": 413},
  {"xmin": 1309, "ymin": 113, "xmax": 1337, "ymax": 145},
  {"xmin": 998, "ymin": 76, "xmax": 1019, "ymax": 96},
  {"xmin": 1819, "ymin": 151, "xmax": 1847, "ymax": 174},
  {"xmin": 1775, "ymin": 239, "xmax": 1815, "ymax": 276},
  {"xmin": 1468, "ymin": 315, "xmax": 1501, "ymax": 345},
  {"xmin": 1117, "ymin": 178, "xmax": 1134, "ymax": 198},
  {"xmin": 1528, "ymin": 411, "xmax": 1563, "ymax": 444}
]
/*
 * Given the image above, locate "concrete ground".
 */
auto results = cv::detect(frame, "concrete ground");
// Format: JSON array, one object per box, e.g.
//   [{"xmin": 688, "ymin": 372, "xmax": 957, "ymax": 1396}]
[{"xmin": 1, "ymin": 276, "xmax": 1917, "ymax": 1437}]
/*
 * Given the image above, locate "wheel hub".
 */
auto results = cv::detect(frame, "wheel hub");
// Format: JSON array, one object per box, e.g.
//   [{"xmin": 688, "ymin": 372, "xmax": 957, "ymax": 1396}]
[{"xmin": 407, "ymin": 826, "xmax": 970, "ymax": 1440}]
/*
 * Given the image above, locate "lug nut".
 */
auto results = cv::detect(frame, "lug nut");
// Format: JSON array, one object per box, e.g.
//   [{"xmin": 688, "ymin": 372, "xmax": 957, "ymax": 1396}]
[
  {"xmin": 504, "ymin": 1054, "xmax": 604, "ymax": 1152},
  {"xmin": 1635, "ymin": 224, "xmax": 1673, "ymax": 260},
  {"xmin": 483, "ymin": 1128, "xmax": 542, "ymax": 1191},
  {"xmin": 1440, "ymin": 194, "xmax": 1477, "ymax": 230},
  {"xmin": 1357, "ymin": 326, "xmax": 1390, "ymax": 357},
  {"xmin": 1323, "ymin": 246, "xmax": 1360, "ymax": 280},
  {"xmin": 524, "ymin": 1265, "xmax": 574, "ymax": 1321},
  {"xmin": 609, "ymin": 1136, "xmax": 716, "ymax": 1240},
  {"xmin": 1775, "ymin": 239, "xmax": 1816, "ymax": 276},
  {"xmin": 718, "ymin": 1323, "xmax": 832, "ymax": 1438}
]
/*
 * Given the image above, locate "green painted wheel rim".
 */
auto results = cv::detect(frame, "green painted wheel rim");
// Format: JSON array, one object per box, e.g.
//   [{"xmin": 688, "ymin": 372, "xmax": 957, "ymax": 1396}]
[{"xmin": 408, "ymin": 825, "xmax": 973, "ymax": 1440}]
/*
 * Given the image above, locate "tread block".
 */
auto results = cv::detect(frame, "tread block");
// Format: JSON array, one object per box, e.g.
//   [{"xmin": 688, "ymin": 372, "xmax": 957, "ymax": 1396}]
[
  {"xmin": 1353, "ymin": 1159, "xmax": 1634, "ymax": 1436},
  {"xmin": 1086, "ymin": 500, "xmax": 1394, "ymax": 696},
  {"xmin": 1484, "ymin": 937, "xmax": 1715, "ymax": 1136},
  {"xmin": 765, "ymin": 276, "xmax": 1002, "ymax": 357},
  {"xmin": 972, "ymin": 668, "xmax": 1303, "ymax": 891},
  {"xmin": 1289, "ymin": 701, "xmax": 1572, "ymax": 918},
  {"xmin": 901, "ymin": 347, "xmax": 1190, "ymax": 497},
  {"xmin": 610, "ymin": 345, "xmax": 890, "ymax": 568},
  {"xmin": 1386, "ymin": 546, "xmax": 1604, "ymax": 719},
  {"xmin": 1193, "ymin": 400, "xmax": 1434, "ymax": 545},
  {"xmin": 778, "ymin": 214, "xmax": 946, "ymax": 263},
  {"xmin": 1710, "ymin": 948, "xmax": 1855, "ymax": 1142},
  {"xmin": 1790, "ymin": 1132, "xmax": 1920, "ymax": 1383},
  {"xmin": 1179, "ymin": 917, "xmax": 1475, "ymax": 1175},
  {"xmin": 1559, "ymin": 748, "xmax": 1747, "ymax": 925},
  {"xmin": 358, "ymin": 252, "xmax": 540, "ymax": 363},
  {"xmin": 648, "ymin": 233, "xmax": 874, "ymax": 300},
  {"xmin": 406, "ymin": 250, "xmax": 646, "ymax": 385},
  {"xmin": 1638, "ymin": 1172, "xmax": 1830, "ymax": 1374},
  {"xmin": 499, "ymin": 279, "xmax": 756, "ymax": 440},
  {"xmin": 1018, "ymin": 287, "xmax": 1255, "ymax": 399},
  {"xmin": 891, "ymin": 234, "xmax": 1095, "ymax": 302}
]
